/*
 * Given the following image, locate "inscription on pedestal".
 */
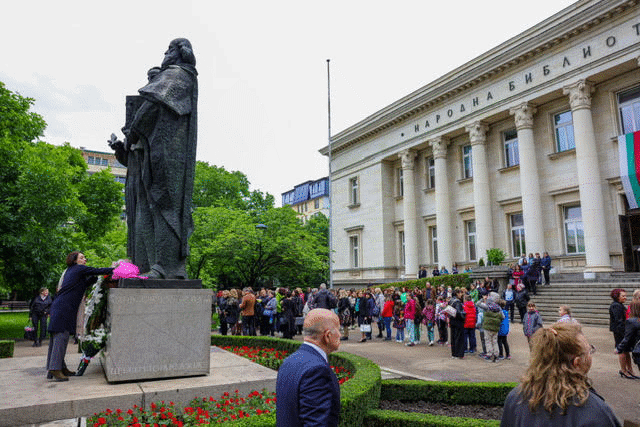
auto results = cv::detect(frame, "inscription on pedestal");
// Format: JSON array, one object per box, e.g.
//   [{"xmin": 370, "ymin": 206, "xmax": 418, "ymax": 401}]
[{"xmin": 103, "ymin": 287, "xmax": 212, "ymax": 382}]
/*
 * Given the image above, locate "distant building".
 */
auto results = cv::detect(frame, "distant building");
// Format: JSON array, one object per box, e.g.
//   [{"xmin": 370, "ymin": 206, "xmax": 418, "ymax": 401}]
[
  {"xmin": 79, "ymin": 147, "xmax": 127, "ymax": 185},
  {"xmin": 282, "ymin": 177, "xmax": 329, "ymax": 223}
]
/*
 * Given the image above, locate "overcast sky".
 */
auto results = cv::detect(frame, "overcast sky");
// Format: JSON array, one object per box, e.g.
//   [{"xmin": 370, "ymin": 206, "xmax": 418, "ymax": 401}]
[{"xmin": 1, "ymin": 0, "xmax": 576, "ymax": 204}]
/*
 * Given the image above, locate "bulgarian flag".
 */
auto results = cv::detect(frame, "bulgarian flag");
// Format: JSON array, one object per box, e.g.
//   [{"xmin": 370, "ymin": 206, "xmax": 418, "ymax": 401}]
[{"xmin": 619, "ymin": 130, "xmax": 640, "ymax": 209}]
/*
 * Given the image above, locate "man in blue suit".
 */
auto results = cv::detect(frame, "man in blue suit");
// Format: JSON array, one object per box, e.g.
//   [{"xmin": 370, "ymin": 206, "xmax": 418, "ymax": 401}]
[{"xmin": 276, "ymin": 308, "xmax": 341, "ymax": 427}]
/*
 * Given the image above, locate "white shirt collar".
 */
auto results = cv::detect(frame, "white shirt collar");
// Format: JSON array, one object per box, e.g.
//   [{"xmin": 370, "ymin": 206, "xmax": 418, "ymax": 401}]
[{"xmin": 302, "ymin": 341, "xmax": 328, "ymax": 363}]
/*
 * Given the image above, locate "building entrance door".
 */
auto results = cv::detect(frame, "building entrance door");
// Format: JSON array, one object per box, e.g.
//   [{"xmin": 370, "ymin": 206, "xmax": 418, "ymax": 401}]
[{"xmin": 619, "ymin": 212, "xmax": 640, "ymax": 272}]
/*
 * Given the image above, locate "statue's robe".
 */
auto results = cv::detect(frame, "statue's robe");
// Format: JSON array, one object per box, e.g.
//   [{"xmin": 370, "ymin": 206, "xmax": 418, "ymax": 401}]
[{"xmin": 120, "ymin": 64, "xmax": 198, "ymax": 279}]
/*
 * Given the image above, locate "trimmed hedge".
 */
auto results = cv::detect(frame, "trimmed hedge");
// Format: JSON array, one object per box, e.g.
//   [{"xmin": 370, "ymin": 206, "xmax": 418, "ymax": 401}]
[
  {"xmin": 0, "ymin": 340, "xmax": 14, "ymax": 358},
  {"xmin": 362, "ymin": 380, "xmax": 517, "ymax": 427},
  {"xmin": 378, "ymin": 274, "xmax": 471, "ymax": 292},
  {"xmin": 363, "ymin": 410, "xmax": 500, "ymax": 427},
  {"xmin": 211, "ymin": 335, "xmax": 381, "ymax": 427},
  {"xmin": 380, "ymin": 379, "xmax": 517, "ymax": 406}
]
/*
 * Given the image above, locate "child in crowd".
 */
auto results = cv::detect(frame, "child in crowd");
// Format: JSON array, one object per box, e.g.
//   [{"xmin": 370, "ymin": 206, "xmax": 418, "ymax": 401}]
[
  {"xmin": 557, "ymin": 304, "xmax": 578, "ymax": 324},
  {"xmin": 462, "ymin": 294, "xmax": 477, "ymax": 353},
  {"xmin": 435, "ymin": 296, "xmax": 448, "ymax": 345},
  {"xmin": 393, "ymin": 305, "xmax": 405, "ymax": 343},
  {"xmin": 469, "ymin": 282, "xmax": 479, "ymax": 303},
  {"xmin": 498, "ymin": 300, "xmax": 511, "ymax": 360},
  {"xmin": 476, "ymin": 305, "xmax": 487, "ymax": 356},
  {"xmin": 477, "ymin": 292, "xmax": 504, "ymax": 362},
  {"xmin": 502, "ymin": 283, "xmax": 515, "ymax": 323},
  {"xmin": 422, "ymin": 299, "xmax": 436, "ymax": 346},
  {"xmin": 523, "ymin": 302, "xmax": 544, "ymax": 346}
]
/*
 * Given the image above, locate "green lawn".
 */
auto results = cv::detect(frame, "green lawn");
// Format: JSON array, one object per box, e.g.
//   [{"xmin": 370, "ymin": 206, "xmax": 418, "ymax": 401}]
[{"xmin": 0, "ymin": 312, "xmax": 30, "ymax": 340}]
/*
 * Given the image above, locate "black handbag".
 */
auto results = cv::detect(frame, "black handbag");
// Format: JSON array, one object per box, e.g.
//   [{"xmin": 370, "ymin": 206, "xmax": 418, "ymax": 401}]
[{"xmin": 632, "ymin": 337, "xmax": 640, "ymax": 367}]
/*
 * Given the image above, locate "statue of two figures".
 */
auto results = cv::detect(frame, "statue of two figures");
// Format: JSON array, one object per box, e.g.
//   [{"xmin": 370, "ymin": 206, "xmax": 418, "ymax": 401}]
[{"xmin": 109, "ymin": 38, "xmax": 198, "ymax": 280}]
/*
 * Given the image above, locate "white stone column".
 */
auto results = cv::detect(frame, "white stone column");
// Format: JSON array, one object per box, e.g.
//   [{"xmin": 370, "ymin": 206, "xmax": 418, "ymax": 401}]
[
  {"xmin": 465, "ymin": 121, "xmax": 494, "ymax": 262},
  {"xmin": 429, "ymin": 137, "xmax": 453, "ymax": 270},
  {"xmin": 510, "ymin": 102, "xmax": 545, "ymax": 255},
  {"xmin": 399, "ymin": 150, "xmax": 419, "ymax": 279},
  {"xmin": 563, "ymin": 80, "xmax": 611, "ymax": 272}
]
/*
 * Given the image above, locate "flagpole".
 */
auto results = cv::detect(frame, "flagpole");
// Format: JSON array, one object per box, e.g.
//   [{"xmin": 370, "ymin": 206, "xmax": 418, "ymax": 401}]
[{"xmin": 327, "ymin": 59, "xmax": 333, "ymax": 289}]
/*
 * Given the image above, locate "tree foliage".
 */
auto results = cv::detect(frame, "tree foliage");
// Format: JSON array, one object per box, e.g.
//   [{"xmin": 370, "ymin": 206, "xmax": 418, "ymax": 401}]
[
  {"xmin": 0, "ymin": 82, "xmax": 124, "ymax": 298},
  {"xmin": 188, "ymin": 207, "xmax": 328, "ymax": 289},
  {"xmin": 187, "ymin": 162, "xmax": 328, "ymax": 289}
]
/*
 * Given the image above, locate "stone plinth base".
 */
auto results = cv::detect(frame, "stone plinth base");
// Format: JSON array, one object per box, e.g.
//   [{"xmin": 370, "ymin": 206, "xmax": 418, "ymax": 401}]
[{"xmin": 102, "ymin": 287, "xmax": 212, "ymax": 382}]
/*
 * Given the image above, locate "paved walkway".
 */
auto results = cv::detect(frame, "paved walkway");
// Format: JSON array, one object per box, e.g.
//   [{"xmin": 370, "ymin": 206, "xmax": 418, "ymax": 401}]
[{"xmin": 7, "ymin": 323, "xmax": 640, "ymax": 425}]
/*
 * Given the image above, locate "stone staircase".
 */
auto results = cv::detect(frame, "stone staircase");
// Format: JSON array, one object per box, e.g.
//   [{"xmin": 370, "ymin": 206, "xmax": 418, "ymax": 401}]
[{"xmin": 530, "ymin": 276, "xmax": 640, "ymax": 327}]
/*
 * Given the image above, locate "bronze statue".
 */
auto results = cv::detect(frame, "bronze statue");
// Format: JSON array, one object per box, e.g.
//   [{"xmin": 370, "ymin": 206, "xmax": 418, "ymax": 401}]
[{"xmin": 109, "ymin": 38, "xmax": 198, "ymax": 279}]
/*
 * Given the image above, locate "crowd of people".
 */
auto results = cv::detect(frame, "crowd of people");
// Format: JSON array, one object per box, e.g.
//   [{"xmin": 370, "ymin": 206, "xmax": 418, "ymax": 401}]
[{"xmin": 213, "ymin": 273, "xmax": 599, "ymax": 365}]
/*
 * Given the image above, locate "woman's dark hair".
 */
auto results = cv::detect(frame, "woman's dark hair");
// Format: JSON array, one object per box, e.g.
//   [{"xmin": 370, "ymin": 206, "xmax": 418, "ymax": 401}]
[
  {"xmin": 610, "ymin": 288, "xmax": 625, "ymax": 302},
  {"xmin": 66, "ymin": 251, "xmax": 81, "ymax": 267}
]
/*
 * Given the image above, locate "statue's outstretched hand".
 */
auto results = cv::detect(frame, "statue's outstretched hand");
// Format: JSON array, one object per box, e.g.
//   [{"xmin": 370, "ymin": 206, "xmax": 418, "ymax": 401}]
[{"xmin": 108, "ymin": 133, "xmax": 124, "ymax": 151}]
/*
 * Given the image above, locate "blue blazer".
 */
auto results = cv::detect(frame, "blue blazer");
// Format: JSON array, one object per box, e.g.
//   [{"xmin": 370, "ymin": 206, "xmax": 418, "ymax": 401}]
[
  {"xmin": 276, "ymin": 343, "xmax": 340, "ymax": 427},
  {"xmin": 48, "ymin": 264, "xmax": 113, "ymax": 334}
]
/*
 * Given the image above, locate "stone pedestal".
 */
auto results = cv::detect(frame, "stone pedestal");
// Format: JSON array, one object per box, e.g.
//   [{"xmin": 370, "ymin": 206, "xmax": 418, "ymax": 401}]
[{"xmin": 101, "ymin": 285, "xmax": 212, "ymax": 382}]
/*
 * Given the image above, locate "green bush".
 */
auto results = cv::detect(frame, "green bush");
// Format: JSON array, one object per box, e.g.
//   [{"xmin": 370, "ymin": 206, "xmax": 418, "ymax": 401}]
[
  {"xmin": 380, "ymin": 380, "xmax": 516, "ymax": 406},
  {"xmin": 0, "ymin": 340, "xmax": 15, "ymax": 358},
  {"xmin": 363, "ymin": 410, "xmax": 500, "ymax": 427},
  {"xmin": 211, "ymin": 335, "xmax": 381, "ymax": 427},
  {"xmin": 378, "ymin": 274, "xmax": 471, "ymax": 292},
  {"xmin": 486, "ymin": 248, "xmax": 507, "ymax": 266}
]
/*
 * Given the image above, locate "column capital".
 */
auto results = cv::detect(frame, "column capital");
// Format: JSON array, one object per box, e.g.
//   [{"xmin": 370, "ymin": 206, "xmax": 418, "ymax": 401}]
[
  {"xmin": 429, "ymin": 136, "xmax": 450, "ymax": 159},
  {"xmin": 465, "ymin": 121, "xmax": 489, "ymax": 146},
  {"xmin": 509, "ymin": 102, "xmax": 537, "ymax": 130},
  {"xmin": 399, "ymin": 149, "xmax": 416, "ymax": 170},
  {"xmin": 563, "ymin": 79, "xmax": 594, "ymax": 111}
]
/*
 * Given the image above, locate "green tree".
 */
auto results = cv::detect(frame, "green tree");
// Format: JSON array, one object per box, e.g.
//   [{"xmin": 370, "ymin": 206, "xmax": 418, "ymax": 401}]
[
  {"xmin": 188, "ymin": 207, "xmax": 328, "ymax": 290},
  {"xmin": 77, "ymin": 169, "xmax": 124, "ymax": 239},
  {"xmin": 192, "ymin": 161, "xmax": 251, "ymax": 209},
  {"xmin": 0, "ymin": 82, "xmax": 124, "ymax": 298}
]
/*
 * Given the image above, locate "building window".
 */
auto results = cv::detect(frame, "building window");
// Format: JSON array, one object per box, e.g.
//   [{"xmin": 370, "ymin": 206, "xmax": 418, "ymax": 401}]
[
  {"xmin": 349, "ymin": 177, "xmax": 359, "ymax": 206},
  {"xmin": 554, "ymin": 110, "xmax": 575, "ymax": 152},
  {"xmin": 430, "ymin": 226, "xmax": 438, "ymax": 264},
  {"xmin": 314, "ymin": 198, "xmax": 319, "ymax": 209},
  {"xmin": 399, "ymin": 230, "xmax": 405, "ymax": 266},
  {"xmin": 101, "ymin": 158, "xmax": 109, "ymax": 166},
  {"xmin": 619, "ymin": 86, "xmax": 640, "ymax": 134},
  {"xmin": 426, "ymin": 156, "xmax": 435, "ymax": 189},
  {"xmin": 564, "ymin": 206, "xmax": 585, "ymax": 254},
  {"xmin": 462, "ymin": 145, "xmax": 473, "ymax": 179},
  {"xmin": 466, "ymin": 220, "xmax": 477, "ymax": 261},
  {"xmin": 510, "ymin": 213, "xmax": 526, "ymax": 257},
  {"xmin": 503, "ymin": 129, "xmax": 519, "ymax": 167},
  {"xmin": 350, "ymin": 235, "xmax": 360, "ymax": 268},
  {"xmin": 397, "ymin": 168, "xmax": 404, "ymax": 197}
]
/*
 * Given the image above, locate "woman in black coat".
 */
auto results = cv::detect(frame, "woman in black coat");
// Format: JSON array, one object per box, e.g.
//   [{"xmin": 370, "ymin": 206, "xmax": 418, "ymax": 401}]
[
  {"xmin": 448, "ymin": 288, "xmax": 466, "ymax": 359},
  {"xmin": 609, "ymin": 288, "xmax": 633, "ymax": 379},
  {"xmin": 616, "ymin": 301, "xmax": 640, "ymax": 378},
  {"xmin": 46, "ymin": 252, "xmax": 113, "ymax": 381}
]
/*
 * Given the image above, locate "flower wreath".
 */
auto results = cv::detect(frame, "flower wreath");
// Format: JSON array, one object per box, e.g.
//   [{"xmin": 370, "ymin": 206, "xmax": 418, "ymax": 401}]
[{"xmin": 80, "ymin": 261, "xmax": 147, "ymax": 358}]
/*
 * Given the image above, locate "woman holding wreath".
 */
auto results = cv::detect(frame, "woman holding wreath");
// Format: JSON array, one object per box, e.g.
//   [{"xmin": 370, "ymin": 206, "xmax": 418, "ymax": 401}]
[{"xmin": 46, "ymin": 252, "xmax": 113, "ymax": 381}]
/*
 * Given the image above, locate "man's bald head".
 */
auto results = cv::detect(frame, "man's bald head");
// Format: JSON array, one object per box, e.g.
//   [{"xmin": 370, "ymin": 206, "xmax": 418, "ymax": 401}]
[{"xmin": 303, "ymin": 309, "xmax": 340, "ymax": 354}]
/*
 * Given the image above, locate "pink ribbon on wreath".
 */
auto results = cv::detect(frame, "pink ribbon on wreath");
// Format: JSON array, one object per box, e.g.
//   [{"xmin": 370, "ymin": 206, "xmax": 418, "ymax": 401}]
[{"xmin": 112, "ymin": 261, "xmax": 147, "ymax": 280}]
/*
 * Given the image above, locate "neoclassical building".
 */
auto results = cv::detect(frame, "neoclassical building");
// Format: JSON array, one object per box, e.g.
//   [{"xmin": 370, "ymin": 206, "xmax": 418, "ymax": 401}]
[{"xmin": 321, "ymin": 0, "xmax": 640, "ymax": 286}]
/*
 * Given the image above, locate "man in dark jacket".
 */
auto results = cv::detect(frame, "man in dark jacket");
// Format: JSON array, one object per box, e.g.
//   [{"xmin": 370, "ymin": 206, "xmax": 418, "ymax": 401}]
[
  {"xmin": 30, "ymin": 288, "xmax": 52, "ymax": 347},
  {"xmin": 313, "ymin": 283, "xmax": 336, "ymax": 309}
]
